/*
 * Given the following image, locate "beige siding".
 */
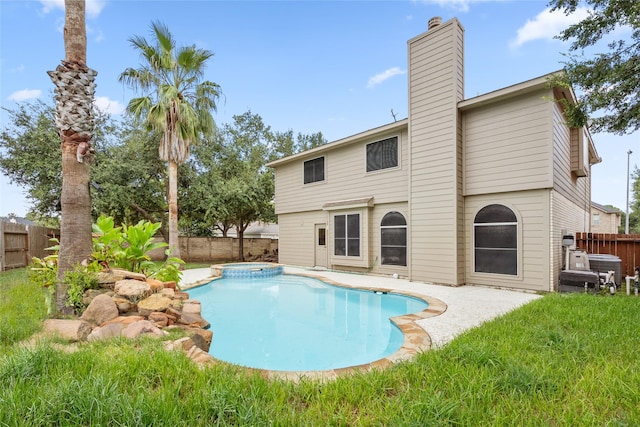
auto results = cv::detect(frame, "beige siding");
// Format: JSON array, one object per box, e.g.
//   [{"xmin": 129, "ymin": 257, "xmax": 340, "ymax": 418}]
[
  {"xmin": 590, "ymin": 209, "xmax": 620, "ymax": 234},
  {"xmin": 408, "ymin": 19, "xmax": 464, "ymax": 285},
  {"xmin": 277, "ymin": 211, "xmax": 328, "ymax": 267},
  {"xmin": 550, "ymin": 191, "xmax": 590, "ymax": 290},
  {"xmin": 465, "ymin": 190, "xmax": 551, "ymax": 292},
  {"xmin": 463, "ymin": 89, "xmax": 553, "ymax": 195},
  {"xmin": 552, "ymin": 102, "xmax": 591, "ymax": 208},
  {"xmin": 273, "ymin": 128, "xmax": 409, "ymax": 216}
]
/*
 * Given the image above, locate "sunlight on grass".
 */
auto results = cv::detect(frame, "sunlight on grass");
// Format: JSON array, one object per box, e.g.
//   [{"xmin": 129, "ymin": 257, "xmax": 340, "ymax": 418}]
[{"xmin": 2, "ymin": 265, "xmax": 639, "ymax": 425}]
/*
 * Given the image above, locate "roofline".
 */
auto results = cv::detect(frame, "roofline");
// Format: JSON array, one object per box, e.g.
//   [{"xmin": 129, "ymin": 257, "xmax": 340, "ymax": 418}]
[
  {"xmin": 267, "ymin": 119, "xmax": 408, "ymax": 168},
  {"xmin": 458, "ymin": 71, "xmax": 564, "ymax": 111},
  {"xmin": 591, "ymin": 202, "xmax": 622, "ymax": 215}
]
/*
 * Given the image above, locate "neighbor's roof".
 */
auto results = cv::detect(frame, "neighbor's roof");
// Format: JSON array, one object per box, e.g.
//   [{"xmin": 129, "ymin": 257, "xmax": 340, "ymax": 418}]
[{"xmin": 591, "ymin": 202, "xmax": 622, "ymax": 215}]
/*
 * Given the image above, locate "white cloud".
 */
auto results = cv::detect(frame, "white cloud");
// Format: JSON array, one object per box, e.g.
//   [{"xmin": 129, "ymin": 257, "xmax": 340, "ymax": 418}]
[
  {"xmin": 510, "ymin": 7, "xmax": 590, "ymax": 49},
  {"xmin": 367, "ymin": 67, "xmax": 406, "ymax": 89},
  {"xmin": 39, "ymin": 0, "xmax": 106, "ymax": 18},
  {"xmin": 94, "ymin": 96, "xmax": 125, "ymax": 115},
  {"xmin": 417, "ymin": 0, "xmax": 506, "ymax": 13},
  {"xmin": 8, "ymin": 89, "xmax": 42, "ymax": 102}
]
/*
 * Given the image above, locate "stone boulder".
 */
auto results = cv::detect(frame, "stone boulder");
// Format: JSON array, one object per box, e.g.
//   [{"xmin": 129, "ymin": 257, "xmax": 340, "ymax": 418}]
[
  {"xmin": 137, "ymin": 294, "xmax": 173, "ymax": 317},
  {"xmin": 114, "ymin": 279, "xmax": 151, "ymax": 301},
  {"xmin": 122, "ymin": 320, "xmax": 166, "ymax": 339},
  {"xmin": 87, "ymin": 323, "xmax": 124, "ymax": 342},
  {"xmin": 178, "ymin": 312, "xmax": 210, "ymax": 329},
  {"xmin": 80, "ymin": 294, "xmax": 119, "ymax": 326},
  {"xmin": 82, "ymin": 289, "xmax": 113, "ymax": 306},
  {"xmin": 43, "ymin": 319, "xmax": 92, "ymax": 342},
  {"xmin": 148, "ymin": 311, "xmax": 170, "ymax": 327},
  {"xmin": 146, "ymin": 277, "xmax": 164, "ymax": 293}
]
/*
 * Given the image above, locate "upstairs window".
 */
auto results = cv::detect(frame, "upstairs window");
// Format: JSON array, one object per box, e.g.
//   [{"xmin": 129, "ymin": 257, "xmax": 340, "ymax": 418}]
[
  {"xmin": 334, "ymin": 214, "xmax": 360, "ymax": 257},
  {"xmin": 474, "ymin": 204, "xmax": 518, "ymax": 276},
  {"xmin": 366, "ymin": 137, "xmax": 398, "ymax": 172},
  {"xmin": 304, "ymin": 157, "xmax": 325, "ymax": 184}
]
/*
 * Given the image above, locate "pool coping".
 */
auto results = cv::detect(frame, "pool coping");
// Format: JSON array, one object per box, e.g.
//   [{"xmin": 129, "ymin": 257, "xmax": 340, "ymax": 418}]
[{"xmin": 181, "ymin": 270, "xmax": 447, "ymax": 382}]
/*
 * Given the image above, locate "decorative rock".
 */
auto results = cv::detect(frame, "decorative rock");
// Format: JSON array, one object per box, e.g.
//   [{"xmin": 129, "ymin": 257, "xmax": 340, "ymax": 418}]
[
  {"xmin": 181, "ymin": 300, "xmax": 202, "ymax": 314},
  {"xmin": 102, "ymin": 315, "xmax": 145, "ymax": 326},
  {"xmin": 87, "ymin": 323, "xmax": 124, "ymax": 341},
  {"xmin": 43, "ymin": 319, "xmax": 92, "ymax": 342},
  {"xmin": 122, "ymin": 320, "xmax": 166, "ymax": 339},
  {"xmin": 114, "ymin": 279, "xmax": 151, "ymax": 300},
  {"xmin": 111, "ymin": 269, "xmax": 147, "ymax": 281},
  {"xmin": 83, "ymin": 289, "xmax": 114, "ymax": 306},
  {"xmin": 178, "ymin": 312, "xmax": 210, "ymax": 329},
  {"xmin": 166, "ymin": 306, "xmax": 182, "ymax": 319},
  {"xmin": 168, "ymin": 325, "xmax": 213, "ymax": 350},
  {"xmin": 161, "ymin": 288, "xmax": 175, "ymax": 298},
  {"xmin": 148, "ymin": 311, "xmax": 170, "ymax": 327},
  {"xmin": 173, "ymin": 291, "xmax": 190, "ymax": 300},
  {"xmin": 137, "ymin": 294, "xmax": 173, "ymax": 317},
  {"xmin": 112, "ymin": 296, "xmax": 133, "ymax": 314},
  {"xmin": 146, "ymin": 278, "xmax": 164, "ymax": 293},
  {"xmin": 97, "ymin": 271, "xmax": 126, "ymax": 286},
  {"xmin": 80, "ymin": 294, "xmax": 119, "ymax": 326},
  {"xmin": 163, "ymin": 281, "xmax": 177, "ymax": 290}
]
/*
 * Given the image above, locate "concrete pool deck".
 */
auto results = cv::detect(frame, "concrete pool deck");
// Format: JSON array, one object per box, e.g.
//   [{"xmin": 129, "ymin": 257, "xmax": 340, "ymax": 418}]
[{"xmin": 179, "ymin": 266, "xmax": 541, "ymax": 379}]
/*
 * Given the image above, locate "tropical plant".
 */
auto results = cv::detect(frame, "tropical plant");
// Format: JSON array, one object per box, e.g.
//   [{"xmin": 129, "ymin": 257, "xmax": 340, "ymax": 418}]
[
  {"xmin": 90, "ymin": 215, "xmax": 124, "ymax": 268},
  {"xmin": 118, "ymin": 219, "xmax": 168, "ymax": 273},
  {"xmin": 27, "ymin": 238, "xmax": 60, "ymax": 315},
  {"xmin": 119, "ymin": 21, "xmax": 221, "ymax": 259},
  {"xmin": 46, "ymin": 0, "xmax": 97, "ymax": 313}
]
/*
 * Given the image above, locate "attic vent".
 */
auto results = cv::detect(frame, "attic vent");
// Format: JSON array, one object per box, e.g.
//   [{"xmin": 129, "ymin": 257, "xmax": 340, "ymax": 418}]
[{"xmin": 428, "ymin": 16, "xmax": 442, "ymax": 30}]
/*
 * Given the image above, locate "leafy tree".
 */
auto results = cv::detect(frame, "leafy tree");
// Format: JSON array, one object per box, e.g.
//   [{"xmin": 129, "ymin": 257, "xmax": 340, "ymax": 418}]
[
  {"xmin": 0, "ymin": 100, "xmax": 61, "ymax": 219},
  {"xmin": 91, "ymin": 120, "xmax": 169, "ymax": 238},
  {"xmin": 119, "ymin": 21, "xmax": 221, "ymax": 259},
  {"xmin": 45, "ymin": 0, "xmax": 97, "ymax": 312},
  {"xmin": 549, "ymin": 0, "xmax": 640, "ymax": 134}
]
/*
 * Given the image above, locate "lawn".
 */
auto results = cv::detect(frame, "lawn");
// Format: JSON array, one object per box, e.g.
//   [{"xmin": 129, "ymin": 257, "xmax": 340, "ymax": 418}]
[{"xmin": 1, "ymin": 267, "xmax": 639, "ymax": 426}]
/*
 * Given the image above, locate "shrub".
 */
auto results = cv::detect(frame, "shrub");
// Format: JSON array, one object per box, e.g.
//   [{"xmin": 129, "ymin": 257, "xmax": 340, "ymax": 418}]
[{"xmin": 65, "ymin": 265, "xmax": 99, "ymax": 313}]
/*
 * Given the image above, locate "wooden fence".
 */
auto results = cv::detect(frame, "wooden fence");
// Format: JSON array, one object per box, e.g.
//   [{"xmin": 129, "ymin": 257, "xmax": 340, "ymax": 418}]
[
  {"xmin": 0, "ymin": 222, "xmax": 277, "ymax": 270},
  {"xmin": 0, "ymin": 221, "xmax": 60, "ymax": 271},
  {"xmin": 575, "ymin": 232, "xmax": 640, "ymax": 278}
]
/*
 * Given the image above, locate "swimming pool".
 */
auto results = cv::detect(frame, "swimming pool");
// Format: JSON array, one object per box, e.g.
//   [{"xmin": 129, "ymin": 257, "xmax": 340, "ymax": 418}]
[{"xmin": 188, "ymin": 272, "xmax": 429, "ymax": 372}]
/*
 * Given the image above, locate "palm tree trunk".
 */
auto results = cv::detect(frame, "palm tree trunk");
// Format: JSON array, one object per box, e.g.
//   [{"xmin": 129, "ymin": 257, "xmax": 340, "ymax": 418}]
[
  {"xmin": 48, "ymin": 0, "xmax": 95, "ymax": 314},
  {"xmin": 168, "ymin": 159, "xmax": 181, "ymax": 259}
]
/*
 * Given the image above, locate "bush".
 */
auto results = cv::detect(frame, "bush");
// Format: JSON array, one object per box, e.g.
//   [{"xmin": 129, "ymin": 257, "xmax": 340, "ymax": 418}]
[{"xmin": 65, "ymin": 265, "xmax": 99, "ymax": 313}]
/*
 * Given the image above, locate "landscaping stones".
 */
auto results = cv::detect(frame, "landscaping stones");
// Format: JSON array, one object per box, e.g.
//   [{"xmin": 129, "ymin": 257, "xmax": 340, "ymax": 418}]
[
  {"xmin": 137, "ymin": 293, "xmax": 173, "ymax": 317},
  {"xmin": 114, "ymin": 279, "xmax": 152, "ymax": 300},
  {"xmin": 80, "ymin": 293, "xmax": 119, "ymax": 326},
  {"xmin": 41, "ymin": 268, "xmax": 214, "ymax": 367},
  {"xmin": 43, "ymin": 319, "xmax": 92, "ymax": 342}
]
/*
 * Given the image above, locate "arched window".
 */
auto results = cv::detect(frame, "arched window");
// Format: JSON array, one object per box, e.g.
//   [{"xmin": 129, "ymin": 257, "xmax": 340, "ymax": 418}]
[
  {"xmin": 381, "ymin": 212, "xmax": 407, "ymax": 266},
  {"xmin": 474, "ymin": 204, "xmax": 518, "ymax": 275}
]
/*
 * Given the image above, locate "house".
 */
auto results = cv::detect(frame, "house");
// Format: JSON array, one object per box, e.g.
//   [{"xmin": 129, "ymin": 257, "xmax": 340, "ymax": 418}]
[
  {"xmin": 590, "ymin": 202, "xmax": 621, "ymax": 234},
  {"xmin": 213, "ymin": 222, "xmax": 279, "ymax": 239},
  {"xmin": 267, "ymin": 17, "xmax": 600, "ymax": 292}
]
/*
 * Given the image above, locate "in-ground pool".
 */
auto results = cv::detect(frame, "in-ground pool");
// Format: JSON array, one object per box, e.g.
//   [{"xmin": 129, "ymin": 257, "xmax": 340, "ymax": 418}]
[{"xmin": 188, "ymin": 267, "xmax": 428, "ymax": 372}]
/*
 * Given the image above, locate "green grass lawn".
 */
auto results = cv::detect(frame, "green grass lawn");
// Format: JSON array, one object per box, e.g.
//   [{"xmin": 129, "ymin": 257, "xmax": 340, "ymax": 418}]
[{"xmin": 1, "ymin": 267, "xmax": 639, "ymax": 426}]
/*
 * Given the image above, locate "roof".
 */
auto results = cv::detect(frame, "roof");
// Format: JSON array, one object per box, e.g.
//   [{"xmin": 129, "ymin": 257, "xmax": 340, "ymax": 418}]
[
  {"xmin": 0, "ymin": 215, "xmax": 37, "ymax": 226},
  {"xmin": 591, "ymin": 202, "xmax": 621, "ymax": 215},
  {"xmin": 266, "ymin": 119, "xmax": 408, "ymax": 168}
]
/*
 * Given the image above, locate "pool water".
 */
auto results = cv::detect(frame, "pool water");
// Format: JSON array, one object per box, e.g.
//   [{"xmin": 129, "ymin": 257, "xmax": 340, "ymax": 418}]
[{"xmin": 188, "ymin": 274, "xmax": 428, "ymax": 371}]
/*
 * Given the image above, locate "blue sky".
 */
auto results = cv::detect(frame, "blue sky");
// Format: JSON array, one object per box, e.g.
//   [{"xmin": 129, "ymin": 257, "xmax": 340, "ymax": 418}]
[{"xmin": 1, "ymin": 0, "xmax": 637, "ymax": 217}]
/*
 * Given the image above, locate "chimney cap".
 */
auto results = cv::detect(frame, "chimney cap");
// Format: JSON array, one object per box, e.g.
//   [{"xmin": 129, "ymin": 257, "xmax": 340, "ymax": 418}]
[{"xmin": 428, "ymin": 16, "xmax": 442, "ymax": 30}]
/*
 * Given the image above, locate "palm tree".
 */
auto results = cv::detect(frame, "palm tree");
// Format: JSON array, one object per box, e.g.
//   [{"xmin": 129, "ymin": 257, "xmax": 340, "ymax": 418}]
[
  {"xmin": 47, "ymin": 0, "xmax": 96, "ymax": 313},
  {"xmin": 119, "ymin": 21, "xmax": 220, "ymax": 259}
]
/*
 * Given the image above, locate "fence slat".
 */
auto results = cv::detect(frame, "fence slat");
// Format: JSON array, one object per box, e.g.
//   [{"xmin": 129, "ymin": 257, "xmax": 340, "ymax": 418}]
[{"xmin": 576, "ymin": 232, "xmax": 640, "ymax": 278}]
